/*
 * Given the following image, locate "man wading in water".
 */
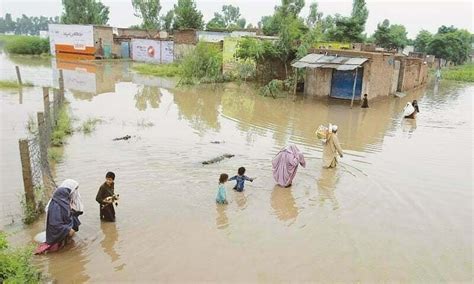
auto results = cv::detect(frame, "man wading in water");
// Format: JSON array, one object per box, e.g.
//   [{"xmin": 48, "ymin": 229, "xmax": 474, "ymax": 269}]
[
  {"xmin": 322, "ymin": 125, "xmax": 344, "ymax": 168},
  {"xmin": 96, "ymin": 172, "xmax": 117, "ymax": 222}
]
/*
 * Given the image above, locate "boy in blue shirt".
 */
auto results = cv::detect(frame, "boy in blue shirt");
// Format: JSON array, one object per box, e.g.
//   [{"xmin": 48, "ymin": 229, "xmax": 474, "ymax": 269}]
[{"xmin": 229, "ymin": 167, "xmax": 255, "ymax": 192}]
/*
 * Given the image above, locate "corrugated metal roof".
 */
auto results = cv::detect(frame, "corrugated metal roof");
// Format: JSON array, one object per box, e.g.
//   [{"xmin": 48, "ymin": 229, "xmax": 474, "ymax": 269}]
[{"xmin": 291, "ymin": 53, "xmax": 368, "ymax": 69}]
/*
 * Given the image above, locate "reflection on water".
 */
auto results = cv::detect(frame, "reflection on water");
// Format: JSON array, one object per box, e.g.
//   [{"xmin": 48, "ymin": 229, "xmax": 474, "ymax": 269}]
[
  {"xmin": 215, "ymin": 204, "xmax": 228, "ymax": 229},
  {"xmin": 100, "ymin": 222, "xmax": 120, "ymax": 264},
  {"xmin": 271, "ymin": 185, "xmax": 298, "ymax": 224},
  {"xmin": 316, "ymin": 168, "xmax": 339, "ymax": 210},
  {"xmin": 1, "ymin": 55, "xmax": 472, "ymax": 282}
]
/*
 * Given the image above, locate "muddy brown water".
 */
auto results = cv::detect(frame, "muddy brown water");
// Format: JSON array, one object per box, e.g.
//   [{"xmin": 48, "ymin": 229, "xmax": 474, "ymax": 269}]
[{"xmin": 0, "ymin": 55, "xmax": 472, "ymax": 282}]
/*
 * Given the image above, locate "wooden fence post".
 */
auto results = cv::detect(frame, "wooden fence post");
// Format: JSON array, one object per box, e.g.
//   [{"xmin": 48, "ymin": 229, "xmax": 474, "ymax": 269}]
[
  {"xmin": 42, "ymin": 87, "xmax": 51, "ymax": 145},
  {"xmin": 15, "ymin": 66, "xmax": 22, "ymax": 86},
  {"xmin": 19, "ymin": 139, "xmax": 35, "ymax": 207},
  {"xmin": 59, "ymin": 69, "xmax": 65, "ymax": 102},
  {"xmin": 52, "ymin": 89, "xmax": 59, "ymax": 128}
]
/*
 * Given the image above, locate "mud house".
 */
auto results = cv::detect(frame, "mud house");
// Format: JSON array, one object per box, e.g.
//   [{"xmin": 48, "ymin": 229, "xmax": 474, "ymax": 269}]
[
  {"xmin": 112, "ymin": 28, "xmax": 159, "ymax": 59},
  {"xmin": 292, "ymin": 49, "xmax": 428, "ymax": 101},
  {"xmin": 48, "ymin": 24, "xmax": 114, "ymax": 60}
]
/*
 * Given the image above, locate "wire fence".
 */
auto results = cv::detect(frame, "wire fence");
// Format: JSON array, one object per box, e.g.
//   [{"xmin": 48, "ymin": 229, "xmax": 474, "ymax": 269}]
[{"xmin": 17, "ymin": 67, "xmax": 65, "ymax": 222}]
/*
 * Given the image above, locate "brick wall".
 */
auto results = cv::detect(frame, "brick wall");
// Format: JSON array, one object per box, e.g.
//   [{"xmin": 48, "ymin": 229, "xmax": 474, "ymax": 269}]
[{"xmin": 174, "ymin": 30, "xmax": 197, "ymax": 45}]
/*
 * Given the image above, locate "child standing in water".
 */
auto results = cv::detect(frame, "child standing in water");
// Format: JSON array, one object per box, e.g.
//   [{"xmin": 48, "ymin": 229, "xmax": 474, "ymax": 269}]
[
  {"xmin": 96, "ymin": 172, "xmax": 117, "ymax": 222},
  {"xmin": 216, "ymin": 173, "xmax": 229, "ymax": 204},
  {"xmin": 229, "ymin": 167, "xmax": 255, "ymax": 192}
]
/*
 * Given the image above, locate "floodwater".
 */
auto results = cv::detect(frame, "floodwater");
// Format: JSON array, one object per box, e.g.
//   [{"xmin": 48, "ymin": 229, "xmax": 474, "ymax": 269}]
[{"xmin": 0, "ymin": 54, "xmax": 472, "ymax": 282}]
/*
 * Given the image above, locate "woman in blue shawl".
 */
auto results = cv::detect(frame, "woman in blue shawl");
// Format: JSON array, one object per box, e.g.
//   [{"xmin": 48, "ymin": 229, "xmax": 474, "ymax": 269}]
[{"xmin": 35, "ymin": 179, "xmax": 83, "ymax": 254}]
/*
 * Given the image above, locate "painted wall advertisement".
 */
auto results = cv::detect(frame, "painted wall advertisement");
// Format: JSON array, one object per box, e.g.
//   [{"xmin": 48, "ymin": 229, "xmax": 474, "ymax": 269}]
[
  {"xmin": 131, "ymin": 39, "xmax": 174, "ymax": 63},
  {"xmin": 48, "ymin": 24, "xmax": 94, "ymax": 55}
]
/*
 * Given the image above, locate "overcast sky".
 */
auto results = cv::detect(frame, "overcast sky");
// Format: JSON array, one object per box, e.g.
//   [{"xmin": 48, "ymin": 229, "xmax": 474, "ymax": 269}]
[{"xmin": 1, "ymin": 0, "xmax": 472, "ymax": 38}]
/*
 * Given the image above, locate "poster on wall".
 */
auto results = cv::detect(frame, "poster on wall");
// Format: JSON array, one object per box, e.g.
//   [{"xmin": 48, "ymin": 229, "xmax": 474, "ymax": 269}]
[
  {"xmin": 161, "ymin": 41, "xmax": 174, "ymax": 63},
  {"xmin": 131, "ymin": 39, "xmax": 161, "ymax": 63},
  {"xmin": 48, "ymin": 24, "xmax": 94, "ymax": 55}
]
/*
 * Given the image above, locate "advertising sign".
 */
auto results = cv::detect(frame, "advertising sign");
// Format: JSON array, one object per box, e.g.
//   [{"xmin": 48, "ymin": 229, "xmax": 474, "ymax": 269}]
[
  {"xmin": 131, "ymin": 39, "xmax": 161, "ymax": 63},
  {"xmin": 48, "ymin": 24, "xmax": 94, "ymax": 55}
]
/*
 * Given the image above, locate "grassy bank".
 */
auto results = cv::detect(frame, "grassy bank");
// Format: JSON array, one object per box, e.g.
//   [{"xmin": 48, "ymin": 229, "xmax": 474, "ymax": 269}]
[
  {"xmin": 0, "ymin": 232, "xmax": 41, "ymax": 283},
  {"xmin": 0, "ymin": 35, "xmax": 49, "ymax": 55},
  {"xmin": 0, "ymin": 80, "xmax": 34, "ymax": 89},
  {"xmin": 51, "ymin": 104, "xmax": 73, "ymax": 146},
  {"xmin": 442, "ymin": 63, "xmax": 474, "ymax": 82},
  {"xmin": 132, "ymin": 63, "xmax": 181, "ymax": 77}
]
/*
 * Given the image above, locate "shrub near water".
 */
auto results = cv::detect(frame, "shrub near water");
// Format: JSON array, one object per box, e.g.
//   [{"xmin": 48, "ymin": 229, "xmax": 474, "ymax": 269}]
[
  {"xmin": 132, "ymin": 63, "xmax": 181, "ymax": 77},
  {"xmin": 0, "ymin": 232, "xmax": 41, "ymax": 283},
  {"xmin": 51, "ymin": 105, "xmax": 73, "ymax": 146},
  {"xmin": 442, "ymin": 64, "xmax": 474, "ymax": 82},
  {"xmin": 3, "ymin": 35, "xmax": 49, "ymax": 55},
  {"xmin": 180, "ymin": 42, "xmax": 224, "ymax": 84}
]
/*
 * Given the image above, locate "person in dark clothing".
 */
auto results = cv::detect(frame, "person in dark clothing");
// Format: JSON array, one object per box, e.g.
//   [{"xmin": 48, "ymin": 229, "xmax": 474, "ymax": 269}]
[
  {"xmin": 96, "ymin": 172, "xmax": 117, "ymax": 222},
  {"xmin": 361, "ymin": 94, "xmax": 369, "ymax": 108},
  {"xmin": 229, "ymin": 167, "xmax": 255, "ymax": 192},
  {"xmin": 412, "ymin": 100, "xmax": 420, "ymax": 113}
]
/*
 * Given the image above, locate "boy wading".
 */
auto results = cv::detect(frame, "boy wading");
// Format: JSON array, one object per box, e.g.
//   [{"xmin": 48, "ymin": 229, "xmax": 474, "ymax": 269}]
[{"xmin": 96, "ymin": 172, "xmax": 116, "ymax": 222}]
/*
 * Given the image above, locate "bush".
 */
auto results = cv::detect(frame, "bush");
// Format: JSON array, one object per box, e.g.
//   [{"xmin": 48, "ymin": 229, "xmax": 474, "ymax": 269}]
[
  {"xmin": 0, "ymin": 232, "xmax": 41, "ymax": 283},
  {"xmin": 0, "ymin": 80, "xmax": 34, "ymax": 89},
  {"xmin": 260, "ymin": 79, "xmax": 286, "ymax": 98},
  {"xmin": 51, "ymin": 105, "xmax": 73, "ymax": 146},
  {"xmin": 180, "ymin": 42, "xmax": 224, "ymax": 85},
  {"xmin": 3, "ymin": 35, "xmax": 49, "ymax": 55}
]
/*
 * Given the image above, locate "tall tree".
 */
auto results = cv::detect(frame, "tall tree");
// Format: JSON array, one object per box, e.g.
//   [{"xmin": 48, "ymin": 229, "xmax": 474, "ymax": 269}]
[
  {"xmin": 132, "ymin": 0, "xmax": 161, "ymax": 30},
  {"xmin": 327, "ymin": 0, "xmax": 368, "ymax": 42},
  {"xmin": 307, "ymin": 2, "xmax": 323, "ymax": 28},
  {"xmin": 373, "ymin": 19, "xmax": 408, "ymax": 50},
  {"xmin": 351, "ymin": 0, "xmax": 368, "ymax": 27},
  {"xmin": 206, "ymin": 5, "xmax": 246, "ymax": 30},
  {"xmin": 172, "ymin": 0, "xmax": 204, "ymax": 30},
  {"xmin": 61, "ymin": 0, "xmax": 109, "ymax": 25},
  {"xmin": 427, "ymin": 28, "xmax": 471, "ymax": 64},
  {"xmin": 414, "ymin": 30, "xmax": 432, "ymax": 52},
  {"xmin": 161, "ymin": 10, "xmax": 174, "ymax": 32}
]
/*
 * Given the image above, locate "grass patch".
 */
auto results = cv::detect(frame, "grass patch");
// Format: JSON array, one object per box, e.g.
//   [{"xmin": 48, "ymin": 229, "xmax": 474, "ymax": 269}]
[
  {"xmin": 79, "ymin": 118, "xmax": 102, "ymax": 134},
  {"xmin": 132, "ymin": 63, "xmax": 181, "ymax": 77},
  {"xmin": 0, "ymin": 232, "xmax": 41, "ymax": 283},
  {"xmin": 48, "ymin": 147, "xmax": 63, "ymax": 164},
  {"xmin": 1, "ymin": 35, "xmax": 49, "ymax": 55},
  {"xmin": 51, "ymin": 105, "xmax": 73, "ymax": 146},
  {"xmin": 137, "ymin": 119, "xmax": 154, "ymax": 128},
  {"xmin": 442, "ymin": 63, "xmax": 474, "ymax": 82},
  {"xmin": 0, "ymin": 80, "xmax": 34, "ymax": 89}
]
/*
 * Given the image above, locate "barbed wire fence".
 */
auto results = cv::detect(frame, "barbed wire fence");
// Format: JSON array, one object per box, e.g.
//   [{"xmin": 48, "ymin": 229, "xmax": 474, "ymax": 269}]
[{"xmin": 17, "ymin": 67, "xmax": 65, "ymax": 223}]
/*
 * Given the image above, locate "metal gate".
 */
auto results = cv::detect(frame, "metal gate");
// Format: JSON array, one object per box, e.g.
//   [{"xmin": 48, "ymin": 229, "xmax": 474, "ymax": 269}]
[
  {"xmin": 121, "ymin": 42, "xmax": 130, "ymax": 58},
  {"xmin": 330, "ymin": 68, "xmax": 363, "ymax": 100}
]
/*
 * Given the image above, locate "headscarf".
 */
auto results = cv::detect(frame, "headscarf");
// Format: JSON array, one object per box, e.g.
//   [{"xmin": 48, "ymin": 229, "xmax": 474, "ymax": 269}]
[
  {"xmin": 46, "ymin": 179, "xmax": 83, "ymax": 213},
  {"xmin": 284, "ymin": 144, "xmax": 306, "ymax": 168},
  {"xmin": 331, "ymin": 125, "xmax": 338, "ymax": 133}
]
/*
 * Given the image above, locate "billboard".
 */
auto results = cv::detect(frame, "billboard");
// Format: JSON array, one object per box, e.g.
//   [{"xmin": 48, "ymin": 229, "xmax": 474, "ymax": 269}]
[
  {"xmin": 48, "ymin": 24, "xmax": 94, "ymax": 55},
  {"xmin": 131, "ymin": 39, "xmax": 174, "ymax": 64}
]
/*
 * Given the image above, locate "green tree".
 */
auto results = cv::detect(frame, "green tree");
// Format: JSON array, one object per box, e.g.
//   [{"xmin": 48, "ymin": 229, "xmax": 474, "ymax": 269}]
[
  {"xmin": 427, "ymin": 29, "xmax": 471, "ymax": 65},
  {"xmin": 61, "ymin": 0, "xmax": 110, "ymax": 25},
  {"xmin": 132, "ymin": 0, "xmax": 161, "ymax": 30},
  {"xmin": 307, "ymin": 2, "xmax": 323, "ymax": 28},
  {"xmin": 373, "ymin": 19, "xmax": 408, "ymax": 50},
  {"xmin": 351, "ymin": 0, "xmax": 368, "ymax": 27},
  {"xmin": 414, "ymin": 30, "xmax": 432, "ymax": 52},
  {"xmin": 161, "ymin": 10, "xmax": 174, "ymax": 32},
  {"xmin": 206, "ymin": 5, "xmax": 246, "ymax": 30},
  {"xmin": 327, "ymin": 0, "xmax": 368, "ymax": 42},
  {"xmin": 172, "ymin": 0, "xmax": 204, "ymax": 30}
]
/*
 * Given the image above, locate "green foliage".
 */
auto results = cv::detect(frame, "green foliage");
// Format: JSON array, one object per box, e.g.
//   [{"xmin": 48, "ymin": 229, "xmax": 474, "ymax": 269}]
[
  {"xmin": 0, "ymin": 13, "xmax": 59, "ymax": 35},
  {"xmin": 0, "ymin": 232, "xmax": 41, "ymax": 283},
  {"xmin": 327, "ymin": 16, "xmax": 364, "ymax": 42},
  {"xmin": 351, "ymin": 0, "xmax": 368, "ymax": 27},
  {"xmin": 172, "ymin": 0, "xmax": 204, "ymax": 30},
  {"xmin": 180, "ymin": 42, "xmax": 224, "ymax": 84},
  {"xmin": 0, "ymin": 79, "xmax": 34, "ymax": 88},
  {"xmin": 373, "ymin": 19, "xmax": 408, "ymax": 50},
  {"xmin": 260, "ymin": 79, "xmax": 286, "ymax": 98},
  {"xmin": 80, "ymin": 118, "xmax": 102, "ymax": 134},
  {"xmin": 132, "ymin": 63, "xmax": 181, "ymax": 77},
  {"xmin": 297, "ymin": 26, "xmax": 323, "ymax": 58},
  {"xmin": 132, "ymin": 0, "xmax": 161, "ymax": 30},
  {"xmin": 48, "ymin": 146, "xmax": 63, "ymax": 163},
  {"xmin": 235, "ymin": 60, "xmax": 256, "ymax": 81},
  {"xmin": 236, "ymin": 37, "xmax": 279, "ymax": 63},
  {"xmin": 161, "ymin": 10, "xmax": 174, "ymax": 32},
  {"xmin": 442, "ymin": 64, "xmax": 474, "ymax": 82},
  {"xmin": 306, "ymin": 2, "xmax": 323, "ymax": 28},
  {"xmin": 61, "ymin": 0, "xmax": 110, "ymax": 25},
  {"xmin": 3, "ymin": 35, "xmax": 49, "ymax": 55},
  {"xmin": 414, "ymin": 30, "xmax": 433, "ymax": 52},
  {"xmin": 51, "ymin": 105, "xmax": 73, "ymax": 146},
  {"xmin": 427, "ymin": 28, "xmax": 471, "ymax": 65}
]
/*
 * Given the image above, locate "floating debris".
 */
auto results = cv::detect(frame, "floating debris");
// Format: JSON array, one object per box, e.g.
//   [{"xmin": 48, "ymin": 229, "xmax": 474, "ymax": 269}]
[
  {"xmin": 202, "ymin": 154, "xmax": 234, "ymax": 165},
  {"xmin": 113, "ymin": 135, "xmax": 131, "ymax": 141}
]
